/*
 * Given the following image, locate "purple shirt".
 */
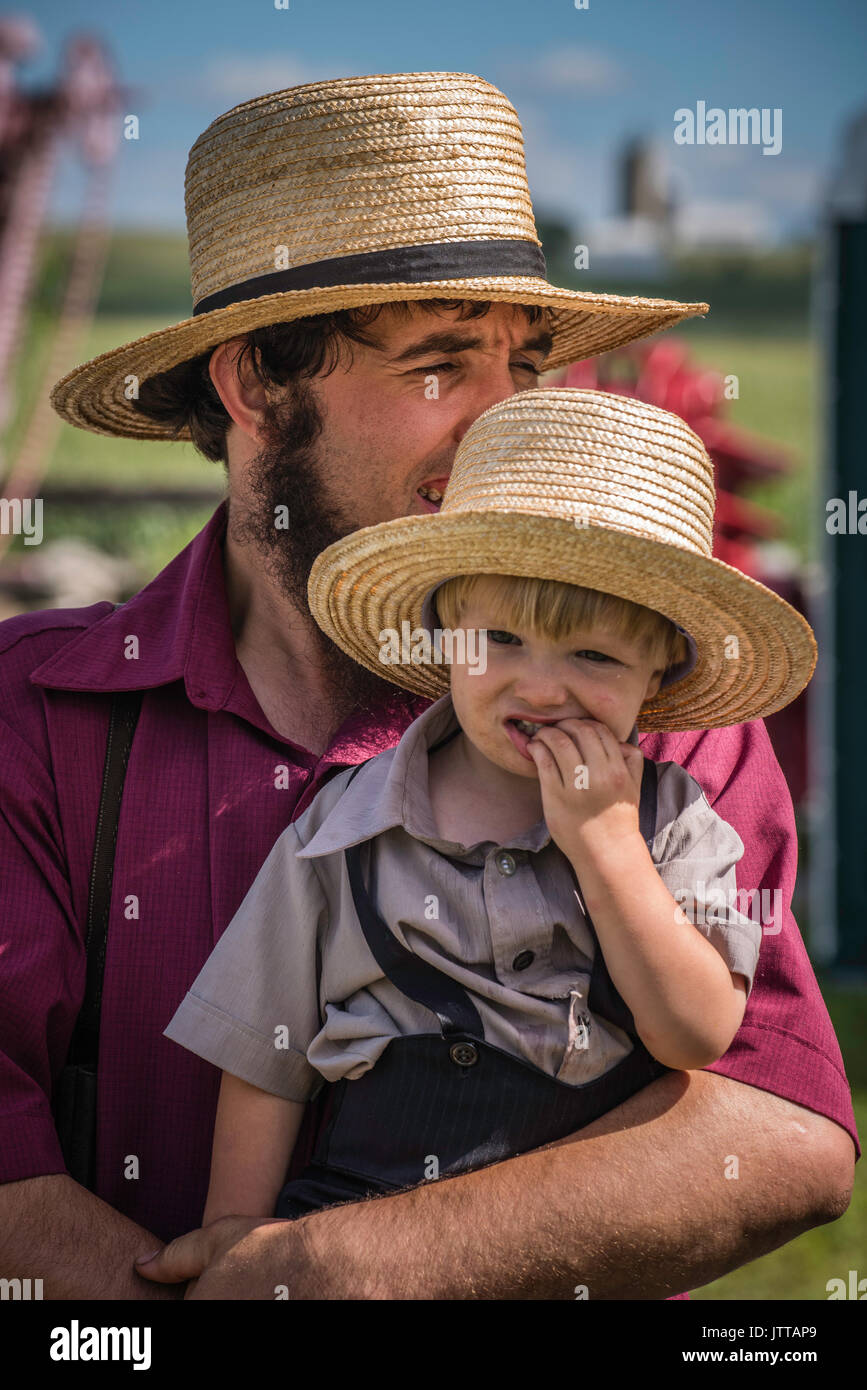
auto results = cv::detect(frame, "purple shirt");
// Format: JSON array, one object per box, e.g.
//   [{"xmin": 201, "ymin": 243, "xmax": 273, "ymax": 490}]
[{"xmin": 0, "ymin": 501, "xmax": 858, "ymax": 1298}]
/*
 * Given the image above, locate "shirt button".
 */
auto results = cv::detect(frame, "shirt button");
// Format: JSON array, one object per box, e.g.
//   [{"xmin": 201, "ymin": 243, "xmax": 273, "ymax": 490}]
[
  {"xmin": 495, "ymin": 850, "xmax": 517, "ymax": 876},
  {"xmin": 449, "ymin": 1041, "xmax": 479, "ymax": 1067},
  {"xmin": 512, "ymin": 950, "xmax": 535, "ymax": 971}
]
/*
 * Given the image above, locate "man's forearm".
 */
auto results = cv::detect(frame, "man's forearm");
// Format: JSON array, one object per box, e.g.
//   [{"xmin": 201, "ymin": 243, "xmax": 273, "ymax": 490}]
[
  {"xmin": 298, "ymin": 1069, "xmax": 853, "ymax": 1300},
  {"xmin": 0, "ymin": 1174, "xmax": 185, "ymax": 1299}
]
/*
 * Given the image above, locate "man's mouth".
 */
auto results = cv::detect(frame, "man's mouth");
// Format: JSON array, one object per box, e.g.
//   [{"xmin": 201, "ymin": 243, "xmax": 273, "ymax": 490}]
[{"xmin": 416, "ymin": 476, "xmax": 450, "ymax": 513}]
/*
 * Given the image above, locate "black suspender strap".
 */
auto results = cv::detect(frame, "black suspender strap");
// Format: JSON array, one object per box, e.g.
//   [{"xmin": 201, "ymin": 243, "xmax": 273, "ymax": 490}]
[
  {"xmin": 52, "ymin": 686, "xmax": 143, "ymax": 1189},
  {"xmin": 638, "ymin": 754, "xmax": 658, "ymax": 851},
  {"xmin": 341, "ymin": 753, "xmax": 660, "ymax": 1042},
  {"xmin": 74, "ymin": 687, "xmax": 144, "ymax": 1065},
  {"xmin": 344, "ymin": 838, "xmax": 485, "ymax": 1038},
  {"xmin": 341, "ymin": 756, "xmax": 483, "ymax": 1036}
]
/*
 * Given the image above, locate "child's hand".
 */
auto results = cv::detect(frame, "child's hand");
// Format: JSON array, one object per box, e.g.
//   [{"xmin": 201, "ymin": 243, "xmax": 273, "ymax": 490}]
[{"xmin": 526, "ymin": 718, "xmax": 644, "ymax": 863}]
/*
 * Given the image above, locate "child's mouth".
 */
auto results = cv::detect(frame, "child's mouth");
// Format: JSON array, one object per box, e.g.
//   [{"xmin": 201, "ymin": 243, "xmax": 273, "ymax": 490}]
[
  {"xmin": 513, "ymin": 718, "xmax": 545, "ymax": 736},
  {"xmin": 505, "ymin": 717, "xmax": 553, "ymax": 761}
]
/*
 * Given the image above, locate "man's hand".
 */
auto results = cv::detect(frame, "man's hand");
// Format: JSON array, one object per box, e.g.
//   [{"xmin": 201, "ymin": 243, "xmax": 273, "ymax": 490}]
[
  {"xmin": 136, "ymin": 1216, "xmax": 294, "ymax": 1300},
  {"xmin": 527, "ymin": 717, "xmax": 644, "ymax": 860}
]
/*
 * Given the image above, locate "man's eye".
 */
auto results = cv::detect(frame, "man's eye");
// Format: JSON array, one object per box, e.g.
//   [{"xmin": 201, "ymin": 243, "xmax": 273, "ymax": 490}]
[
  {"xmin": 414, "ymin": 360, "xmax": 538, "ymax": 376},
  {"xmin": 486, "ymin": 630, "xmax": 519, "ymax": 645}
]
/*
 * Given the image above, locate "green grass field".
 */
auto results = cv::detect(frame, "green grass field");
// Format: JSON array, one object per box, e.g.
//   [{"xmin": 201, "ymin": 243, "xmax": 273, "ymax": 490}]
[
  {"xmin": 677, "ymin": 324, "xmax": 820, "ymax": 565},
  {"xmin": 4, "ymin": 301, "xmax": 863, "ymax": 1300},
  {"xmin": 692, "ymin": 978, "xmax": 864, "ymax": 1301},
  {"xmin": 5, "ymin": 311, "xmax": 221, "ymax": 577}
]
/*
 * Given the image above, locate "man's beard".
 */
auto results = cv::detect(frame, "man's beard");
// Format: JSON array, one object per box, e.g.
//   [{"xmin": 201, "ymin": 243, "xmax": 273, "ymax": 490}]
[{"xmin": 228, "ymin": 380, "xmax": 412, "ymax": 727}]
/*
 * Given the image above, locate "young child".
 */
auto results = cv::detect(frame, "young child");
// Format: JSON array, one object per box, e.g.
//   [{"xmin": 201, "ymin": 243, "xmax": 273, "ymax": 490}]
[{"xmin": 163, "ymin": 387, "xmax": 817, "ymax": 1226}]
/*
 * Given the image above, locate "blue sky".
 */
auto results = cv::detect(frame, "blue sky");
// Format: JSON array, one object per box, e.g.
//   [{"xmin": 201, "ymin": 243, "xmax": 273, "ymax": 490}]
[{"xmin": 14, "ymin": 0, "xmax": 867, "ymax": 245}]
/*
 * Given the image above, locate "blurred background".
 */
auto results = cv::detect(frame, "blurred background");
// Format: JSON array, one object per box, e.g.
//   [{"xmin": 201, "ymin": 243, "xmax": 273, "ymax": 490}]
[{"xmin": 1, "ymin": 0, "xmax": 865, "ymax": 1298}]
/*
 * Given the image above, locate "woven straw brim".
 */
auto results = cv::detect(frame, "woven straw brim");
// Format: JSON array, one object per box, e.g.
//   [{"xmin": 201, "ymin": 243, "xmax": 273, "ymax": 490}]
[
  {"xmin": 307, "ymin": 513, "xmax": 817, "ymax": 731},
  {"xmin": 48, "ymin": 279, "xmax": 708, "ymax": 441}
]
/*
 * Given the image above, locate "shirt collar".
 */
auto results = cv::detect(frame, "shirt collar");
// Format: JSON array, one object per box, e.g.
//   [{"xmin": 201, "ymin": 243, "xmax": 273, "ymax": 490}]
[
  {"xmin": 29, "ymin": 498, "xmax": 428, "ymax": 762},
  {"xmin": 31, "ymin": 500, "xmax": 239, "ymax": 705},
  {"xmin": 297, "ymin": 693, "xmax": 641, "ymax": 859},
  {"xmin": 297, "ymin": 692, "xmax": 459, "ymax": 858}
]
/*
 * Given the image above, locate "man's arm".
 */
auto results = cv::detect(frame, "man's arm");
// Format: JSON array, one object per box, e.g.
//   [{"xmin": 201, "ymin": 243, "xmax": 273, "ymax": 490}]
[
  {"xmin": 0, "ymin": 702, "xmax": 186, "ymax": 1299},
  {"xmin": 139, "ymin": 1066, "xmax": 853, "ymax": 1299},
  {"xmin": 0, "ymin": 1175, "xmax": 184, "ymax": 1300},
  {"xmin": 310, "ymin": 1068, "xmax": 852, "ymax": 1301}
]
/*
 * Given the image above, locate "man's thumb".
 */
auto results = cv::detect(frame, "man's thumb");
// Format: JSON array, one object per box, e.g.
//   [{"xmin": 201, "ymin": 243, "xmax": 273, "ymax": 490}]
[{"xmin": 135, "ymin": 1232, "xmax": 205, "ymax": 1283}]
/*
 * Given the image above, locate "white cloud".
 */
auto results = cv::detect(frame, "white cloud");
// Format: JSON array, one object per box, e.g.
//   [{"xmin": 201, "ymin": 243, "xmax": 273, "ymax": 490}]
[
  {"xmin": 659, "ymin": 139, "xmax": 823, "ymax": 240},
  {"xmin": 501, "ymin": 44, "xmax": 625, "ymax": 97},
  {"xmin": 745, "ymin": 163, "xmax": 822, "ymax": 208},
  {"xmin": 513, "ymin": 101, "xmax": 610, "ymax": 228},
  {"xmin": 196, "ymin": 55, "xmax": 353, "ymax": 104},
  {"xmin": 674, "ymin": 199, "xmax": 776, "ymax": 248}
]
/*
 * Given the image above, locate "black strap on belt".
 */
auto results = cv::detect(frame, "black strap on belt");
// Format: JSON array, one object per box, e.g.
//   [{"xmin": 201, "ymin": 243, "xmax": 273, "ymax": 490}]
[
  {"xmin": 52, "ymin": 685, "xmax": 143, "ymax": 1189},
  {"xmin": 342, "ymin": 752, "xmax": 659, "ymax": 1041}
]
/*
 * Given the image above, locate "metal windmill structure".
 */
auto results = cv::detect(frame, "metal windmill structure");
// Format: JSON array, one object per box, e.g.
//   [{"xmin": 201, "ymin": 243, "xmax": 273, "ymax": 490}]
[{"xmin": 0, "ymin": 17, "xmax": 125, "ymax": 560}]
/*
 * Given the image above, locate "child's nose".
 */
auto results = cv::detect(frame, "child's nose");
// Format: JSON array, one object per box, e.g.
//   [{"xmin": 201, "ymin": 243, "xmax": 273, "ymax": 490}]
[{"xmin": 510, "ymin": 665, "xmax": 573, "ymax": 710}]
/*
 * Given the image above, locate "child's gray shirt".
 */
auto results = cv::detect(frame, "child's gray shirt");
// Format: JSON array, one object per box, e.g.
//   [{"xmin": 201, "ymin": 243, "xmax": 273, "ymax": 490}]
[{"xmin": 164, "ymin": 694, "xmax": 763, "ymax": 1102}]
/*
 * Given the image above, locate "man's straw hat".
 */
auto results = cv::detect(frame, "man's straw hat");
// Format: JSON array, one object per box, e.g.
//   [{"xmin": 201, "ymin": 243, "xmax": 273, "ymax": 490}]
[
  {"xmin": 307, "ymin": 388, "xmax": 817, "ymax": 731},
  {"xmin": 49, "ymin": 72, "xmax": 708, "ymax": 441}
]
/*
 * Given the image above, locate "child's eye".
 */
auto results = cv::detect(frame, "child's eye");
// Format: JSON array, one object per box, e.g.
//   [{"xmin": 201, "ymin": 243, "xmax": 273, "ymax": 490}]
[
  {"xmin": 486, "ymin": 630, "xmax": 520, "ymax": 645},
  {"xmin": 575, "ymin": 650, "xmax": 613, "ymax": 663}
]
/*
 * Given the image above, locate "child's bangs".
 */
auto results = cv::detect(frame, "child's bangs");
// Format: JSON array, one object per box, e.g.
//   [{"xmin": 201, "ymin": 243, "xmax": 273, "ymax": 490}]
[{"xmin": 435, "ymin": 573, "xmax": 688, "ymax": 670}]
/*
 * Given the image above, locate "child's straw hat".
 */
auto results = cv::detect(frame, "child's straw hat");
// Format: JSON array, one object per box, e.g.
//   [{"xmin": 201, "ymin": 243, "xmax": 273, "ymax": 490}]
[
  {"xmin": 307, "ymin": 388, "xmax": 817, "ymax": 731},
  {"xmin": 49, "ymin": 72, "xmax": 707, "ymax": 441}
]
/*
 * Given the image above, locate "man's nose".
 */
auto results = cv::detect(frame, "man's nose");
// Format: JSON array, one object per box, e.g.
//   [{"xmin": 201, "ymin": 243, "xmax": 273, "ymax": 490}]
[{"xmin": 452, "ymin": 358, "xmax": 524, "ymax": 444}]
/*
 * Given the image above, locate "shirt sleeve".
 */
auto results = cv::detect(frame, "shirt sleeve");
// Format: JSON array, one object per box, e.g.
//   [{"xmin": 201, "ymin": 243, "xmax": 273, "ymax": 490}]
[
  {"xmin": 0, "ymin": 715, "xmax": 79, "ymax": 1184},
  {"xmin": 163, "ymin": 823, "xmax": 328, "ymax": 1103},
  {"xmin": 651, "ymin": 762, "xmax": 763, "ymax": 995},
  {"xmin": 639, "ymin": 719, "xmax": 860, "ymax": 1162}
]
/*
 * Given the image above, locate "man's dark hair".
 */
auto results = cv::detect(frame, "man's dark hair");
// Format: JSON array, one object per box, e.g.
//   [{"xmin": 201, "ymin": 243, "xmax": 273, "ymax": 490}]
[{"xmin": 132, "ymin": 299, "xmax": 548, "ymax": 465}]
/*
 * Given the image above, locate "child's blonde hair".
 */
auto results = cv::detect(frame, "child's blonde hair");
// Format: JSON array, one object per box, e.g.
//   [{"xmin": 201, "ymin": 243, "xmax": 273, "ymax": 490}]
[{"xmin": 435, "ymin": 573, "xmax": 689, "ymax": 674}]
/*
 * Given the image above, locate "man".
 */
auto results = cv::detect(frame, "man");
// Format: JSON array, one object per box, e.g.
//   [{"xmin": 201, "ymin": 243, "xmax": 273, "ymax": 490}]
[{"xmin": 0, "ymin": 73, "xmax": 857, "ymax": 1301}]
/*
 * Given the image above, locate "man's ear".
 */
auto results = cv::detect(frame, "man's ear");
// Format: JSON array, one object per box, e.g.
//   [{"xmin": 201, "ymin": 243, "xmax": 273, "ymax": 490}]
[{"xmin": 209, "ymin": 337, "xmax": 269, "ymax": 441}]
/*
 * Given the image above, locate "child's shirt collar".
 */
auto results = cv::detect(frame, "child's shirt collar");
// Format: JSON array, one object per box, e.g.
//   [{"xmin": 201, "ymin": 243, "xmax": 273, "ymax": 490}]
[{"xmin": 296, "ymin": 693, "xmax": 640, "ymax": 860}]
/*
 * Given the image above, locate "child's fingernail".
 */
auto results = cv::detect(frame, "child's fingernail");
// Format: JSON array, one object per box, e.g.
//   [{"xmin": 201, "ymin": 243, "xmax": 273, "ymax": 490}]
[{"xmin": 136, "ymin": 1249, "xmax": 161, "ymax": 1264}]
